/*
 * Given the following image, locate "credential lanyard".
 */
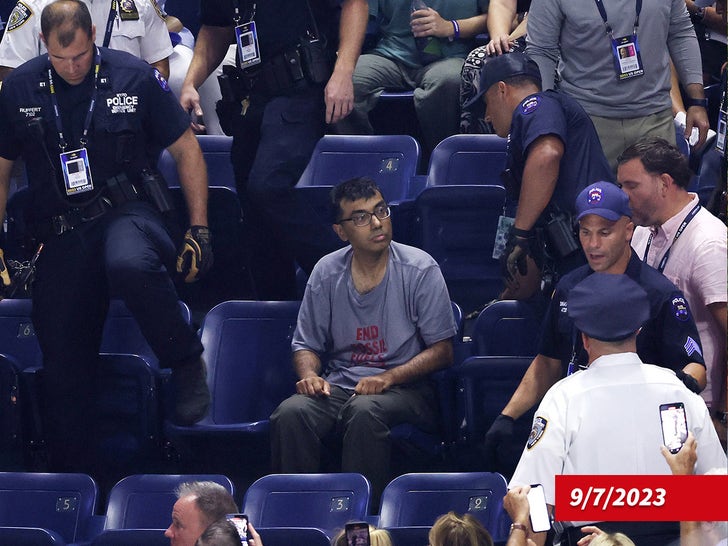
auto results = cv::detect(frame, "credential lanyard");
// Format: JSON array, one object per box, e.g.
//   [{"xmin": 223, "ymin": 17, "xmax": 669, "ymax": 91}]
[
  {"xmin": 47, "ymin": 47, "xmax": 102, "ymax": 152},
  {"xmin": 103, "ymin": 0, "xmax": 117, "ymax": 48},
  {"xmin": 231, "ymin": 0, "xmax": 256, "ymax": 25},
  {"xmin": 593, "ymin": 0, "xmax": 642, "ymax": 39},
  {"xmin": 642, "ymin": 203, "xmax": 701, "ymax": 273}
]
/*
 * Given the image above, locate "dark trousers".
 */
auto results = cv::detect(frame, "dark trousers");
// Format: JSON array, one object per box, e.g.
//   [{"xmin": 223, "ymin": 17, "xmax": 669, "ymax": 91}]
[
  {"xmin": 31, "ymin": 201, "xmax": 203, "ymax": 472},
  {"xmin": 270, "ymin": 382, "xmax": 439, "ymax": 504},
  {"xmin": 231, "ymin": 87, "xmax": 343, "ymax": 300}
]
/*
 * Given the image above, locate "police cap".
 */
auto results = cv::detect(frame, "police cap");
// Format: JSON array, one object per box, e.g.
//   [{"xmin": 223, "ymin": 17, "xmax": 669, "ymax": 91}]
[
  {"xmin": 463, "ymin": 52, "xmax": 542, "ymax": 108},
  {"xmin": 568, "ymin": 273, "xmax": 650, "ymax": 342}
]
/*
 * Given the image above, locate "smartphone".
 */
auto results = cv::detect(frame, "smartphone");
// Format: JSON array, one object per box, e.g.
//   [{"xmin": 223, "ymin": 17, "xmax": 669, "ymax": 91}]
[
  {"xmin": 345, "ymin": 522, "xmax": 370, "ymax": 546},
  {"xmin": 660, "ymin": 402, "xmax": 688, "ymax": 454},
  {"xmin": 527, "ymin": 484, "xmax": 551, "ymax": 533},
  {"xmin": 226, "ymin": 514, "xmax": 251, "ymax": 545}
]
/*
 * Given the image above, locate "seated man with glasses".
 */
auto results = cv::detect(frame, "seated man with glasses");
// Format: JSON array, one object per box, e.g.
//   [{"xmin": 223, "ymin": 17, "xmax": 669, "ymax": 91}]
[{"xmin": 270, "ymin": 176, "xmax": 458, "ymax": 507}]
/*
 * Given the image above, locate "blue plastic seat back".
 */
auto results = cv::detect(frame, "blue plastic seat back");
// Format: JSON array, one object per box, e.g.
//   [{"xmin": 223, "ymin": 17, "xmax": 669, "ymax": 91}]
[
  {"xmin": 242, "ymin": 473, "xmax": 371, "ymax": 536},
  {"xmin": 158, "ymin": 135, "xmax": 235, "ymax": 190},
  {"xmin": 91, "ymin": 529, "xmax": 169, "ymax": 545},
  {"xmin": 415, "ymin": 185, "xmax": 506, "ymax": 314},
  {"xmin": 0, "ymin": 299, "xmax": 42, "ymax": 370},
  {"xmin": 297, "ymin": 135, "xmax": 421, "ymax": 203},
  {"xmin": 256, "ymin": 527, "xmax": 332, "ymax": 546},
  {"xmin": 199, "ymin": 301, "xmax": 301, "ymax": 425},
  {"xmin": 472, "ymin": 300, "xmax": 540, "ymax": 356},
  {"xmin": 0, "ymin": 472, "xmax": 98, "ymax": 543},
  {"xmin": 378, "ymin": 472, "xmax": 509, "ymax": 542},
  {"xmin": 0, "ymin": 527, "xmax": 66, "ymax": 545},
  {"xmin": 426, "ymin": 134, "xmax": 508, "ymax": 187},
  {"xmin": 104, "ymin": 473, "xmax": 234, "ymax": 530}
]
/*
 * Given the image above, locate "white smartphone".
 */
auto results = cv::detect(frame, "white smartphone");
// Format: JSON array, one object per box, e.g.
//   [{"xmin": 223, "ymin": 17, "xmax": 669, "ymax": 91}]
[
  {"xmin": 527, "ymin": 484, "xmax": 551, "ymax": 533},
  {"xmin": 660, "ymin": 402, "xmax": 688, "ymax": 454}
]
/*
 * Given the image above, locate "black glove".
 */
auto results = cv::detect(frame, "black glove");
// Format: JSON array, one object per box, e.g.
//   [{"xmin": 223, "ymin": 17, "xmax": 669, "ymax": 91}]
[
  {"xmin": 480, "ymin": 414, "xmax": 515, "ymax": 467},
  {"xmin": 176, "ymin": 226, "xmax": 213, "ymax": 283},
  {"xmin": 0, "ymin": 249, "xmax": 11, "ymax": 298},
  {"xmin": 676, "ymin": 369, "xmax": 702, "ymax": 394},
  {"xmin": 501, "ymin": 227, "xmax": 534, "ymax": 281}
]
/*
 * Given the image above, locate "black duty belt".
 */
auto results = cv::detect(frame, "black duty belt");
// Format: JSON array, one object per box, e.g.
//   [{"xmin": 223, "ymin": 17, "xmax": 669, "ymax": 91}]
[{"xmin": 50, "ymin": 196, "xmax": 113, "ymax": 235}]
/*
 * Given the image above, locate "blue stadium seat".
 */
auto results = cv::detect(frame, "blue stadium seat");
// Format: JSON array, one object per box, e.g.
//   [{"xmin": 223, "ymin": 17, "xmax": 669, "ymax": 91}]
[
  {"xmin": 693, "ymin": 146, "xmax": 722, "ymax": 206},
  {"xmin": 452, "ymin": 356, "xmax": 534, "ymax": 480},
  {"xmin": 157, "ymin": 134, "xmax": 235, "ymax": 190},
  {"xmin": 471, "ymin": 300, "xmax": 540, "ymax": 357},
  {"xmin": 256, "ymin": 527, "xmax": 335, "ymax": 546},
  {"xmin": 414, "ymin": 135, "xmax": 509, "ymax": 314},
  {"xmin": 163, "ymin": 301, "xmax": 301, "ymax": 484},
  {"xmin": 0, "ymin": 299, "xmax": 42, "ymax": 370},
  {"xmin": 378, "ymin": 472, "xmax": 510, "ymax": 543},
  {"xmin": 91, "ymin": 529, "xmax": 168, "ymax": 546},
  {"xmin": 0, "ymin": 527, "xmax": 66, "ymax": 545},
  {"xmin": 104, "ymin": 473, "xmax": 235, "ymax": 530},
  {"xmin": 0, "ymin": 472, "xmax": 99, "ymax": 543},
  {"xmin": 241, "ymin": 473, "xmax": 371, "ymax": 537},
  {"xmin": 297, "ymin": 134, "xmax": 421, "ymax": 203}
]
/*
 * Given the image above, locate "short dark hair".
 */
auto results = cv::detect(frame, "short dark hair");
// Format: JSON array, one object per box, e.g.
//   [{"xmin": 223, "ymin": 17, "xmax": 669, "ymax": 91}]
[
  {"xmin": 175, "ymin": 481, "xmax": 238, "ymax": 529},
  {"xmin": 330, "ymin": 177, "xmax": 383, "ymax": 221},
  {"xmin": 503, "ymin": 74, "xmax": 542, "ymax": 91},
  {"xmin": 195, "ymin": 518, "xmax": 241, "ymax": 546},
  {"xmin": 41, "ymin": 0, "xmax": 93, "ymax": 47},
  {"xmin": 617, "ymin": 137, "xmax": 692, "ymax": 189}
]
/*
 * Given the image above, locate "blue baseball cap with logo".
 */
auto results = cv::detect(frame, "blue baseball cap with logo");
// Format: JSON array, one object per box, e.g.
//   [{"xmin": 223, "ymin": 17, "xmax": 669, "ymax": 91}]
[
  {"xmin": 462, "ymin": 52, "xmax": 542, "ymax": 108},
  {"xmin": 575, "ymin": 182, "xmax": 632, "ymax": 222}
]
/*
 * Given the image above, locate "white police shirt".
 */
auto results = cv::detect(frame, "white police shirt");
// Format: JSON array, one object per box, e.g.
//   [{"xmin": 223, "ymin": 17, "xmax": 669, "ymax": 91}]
[
  {"xmin": 509, "ymin": 352, "xmax": 727, "ymax": 524},
  {"xmin": 0, "ymin": 0, "xmax": 172, "ymax": 67}
]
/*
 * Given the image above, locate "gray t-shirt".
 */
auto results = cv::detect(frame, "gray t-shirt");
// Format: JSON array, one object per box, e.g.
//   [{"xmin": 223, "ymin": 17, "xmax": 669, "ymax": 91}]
[{"xmin": 292, "ymin": 241, "xmax": 458, "ymax": 390}]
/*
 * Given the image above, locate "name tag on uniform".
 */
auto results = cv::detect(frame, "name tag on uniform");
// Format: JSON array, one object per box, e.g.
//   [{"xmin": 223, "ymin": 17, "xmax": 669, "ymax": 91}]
[
  {"xmin": 611, "ymin": 35, "xmax": 644, "ymax": 81},
  {"xmin": 60, "ymin": 148, "xmax": 94, "ymax": 195},
  {"xmin": 236, "ymin": 21, "xmax": 261, "ymax": 69}
]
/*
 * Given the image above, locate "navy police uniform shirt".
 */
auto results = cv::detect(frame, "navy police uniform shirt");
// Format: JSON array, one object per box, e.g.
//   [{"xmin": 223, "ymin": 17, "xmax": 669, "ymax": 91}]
[
  {"xmin": 200, "ymin": 0, "xmax": 338, "ymax": 60},
  {"xmin": 538, "ymin": 251, "xmax": 706, "ymax": 374},
  {"xmin": 0, "ymin": 47, "xmax": 189, "ymax": 220},
  {"xmin": 506, "ymin": 89, "xmax": 613, "ymax": 217}
]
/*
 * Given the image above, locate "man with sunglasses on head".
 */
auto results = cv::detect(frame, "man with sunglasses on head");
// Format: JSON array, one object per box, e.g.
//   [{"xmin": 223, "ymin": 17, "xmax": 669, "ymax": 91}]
[{"xmin": 270, "ymin": 177, "xmax": 458, "ymax": 507}]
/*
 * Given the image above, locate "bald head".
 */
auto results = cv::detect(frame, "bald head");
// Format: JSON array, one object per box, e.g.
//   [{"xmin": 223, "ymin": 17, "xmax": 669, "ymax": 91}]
[{"xmin": 41, "ymin": 0, "xmax": 92, "ymax": 48}]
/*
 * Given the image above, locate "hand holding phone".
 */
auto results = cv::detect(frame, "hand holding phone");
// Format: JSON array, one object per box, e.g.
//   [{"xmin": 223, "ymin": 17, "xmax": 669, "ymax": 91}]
[
  {"xmin": 660, "ymin": 402, "xmax": 688, "ymax": 454},
  {"xmin": 226, "ymin": 514, "xmax": 251, "ymax": 545},
  {"xmin": 527, "ymin": 484, "xmax": 551, "ymax": 533}
]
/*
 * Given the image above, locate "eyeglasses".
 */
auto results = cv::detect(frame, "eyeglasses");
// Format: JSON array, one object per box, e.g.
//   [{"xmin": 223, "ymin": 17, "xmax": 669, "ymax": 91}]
[{"xmin": 338, "ymin": 204, "xmax": 391, "ymax": 227}]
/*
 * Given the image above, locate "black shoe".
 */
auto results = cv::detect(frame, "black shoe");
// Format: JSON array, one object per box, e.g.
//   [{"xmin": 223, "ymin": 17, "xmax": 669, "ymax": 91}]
[{"xmin": 171, "ymin": 357, "xmax": 211, "ymax": 425}]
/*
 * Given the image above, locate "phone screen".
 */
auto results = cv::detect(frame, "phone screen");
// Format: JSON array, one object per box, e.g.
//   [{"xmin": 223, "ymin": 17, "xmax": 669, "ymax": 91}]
[
  {"xmin": 660, "ymin": 402, "xmax": 688, "ymax": 454},
  {"xmin": 345, "ymin": 522, "xmax": 370, "ymax": 546},
  {"xmin": 225, "ymin": 514, "xmax": 250, "ymax": 546},
  {"xmin": 527, "ymin": 484, "xmax": 551, "ymax": 533}
]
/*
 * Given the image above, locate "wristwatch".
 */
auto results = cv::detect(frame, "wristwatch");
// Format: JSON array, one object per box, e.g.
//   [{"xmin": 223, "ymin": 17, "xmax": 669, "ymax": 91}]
[
  {"xmin": 685, "ymin": 97, "xmax": 709, "ymax": 109},
  {"xmin": 510, "ymin": 523, "xmax": 528, "ymax": 534}
]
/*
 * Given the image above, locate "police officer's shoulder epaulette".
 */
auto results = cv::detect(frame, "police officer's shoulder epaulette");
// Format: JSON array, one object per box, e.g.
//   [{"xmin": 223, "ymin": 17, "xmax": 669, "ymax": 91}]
[
  {"xmin": 6, "ymin": 0, "xmax": 33, "ymax": 32},
  {"xmin": 520, "ymin": 94, "xmax": 541, "ymax": 115}
]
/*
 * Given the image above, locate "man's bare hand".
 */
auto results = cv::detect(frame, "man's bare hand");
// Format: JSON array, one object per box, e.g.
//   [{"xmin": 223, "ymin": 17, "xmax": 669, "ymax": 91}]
[{"xmin": 296, "ymin": 376, "xmax": 331, "ymax": 397}]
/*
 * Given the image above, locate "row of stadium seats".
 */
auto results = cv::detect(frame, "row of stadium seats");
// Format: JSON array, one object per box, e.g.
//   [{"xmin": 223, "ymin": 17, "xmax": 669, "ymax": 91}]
[
  {"xmin": 0, "ymin": 297, "xmax": 539, "ymax": 494},
  {"xmin": 0, "ymin": 470, "xmax": 512, "ymax": 546}
]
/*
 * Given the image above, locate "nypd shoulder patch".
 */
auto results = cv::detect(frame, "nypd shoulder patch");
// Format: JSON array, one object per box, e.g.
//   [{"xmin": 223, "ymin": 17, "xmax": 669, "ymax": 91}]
[
  {"xmin": 527, "ymin": 416, "xmax": 548, "ymax": 449},
  {"xmin": 7, "ymin": 1, "xmax": 33, "ymax": 32},
  {"xmin": 671, "ymin": 296, "xmax": 690, "ymax": 322},
  {"xmin": 520, "ymin": 95, "xmax": 541, "ymax": 115},
  {"xmin": 153, "ymin": 69, "xmax": 170, "ymax": 92}
]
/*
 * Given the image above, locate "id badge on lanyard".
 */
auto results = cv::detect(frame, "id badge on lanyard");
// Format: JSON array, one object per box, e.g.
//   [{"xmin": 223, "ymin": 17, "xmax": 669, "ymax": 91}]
[
  {"xmin": 60, "ymin": 148, "xmax": 94, "ymax": 195},
  {"xmin": 235, "ymin": 21, "xmax": 261, "ymax": 69},
  {"xmin": 716, "ymin": 104, "xmax": 727, "ymax": 153},
  {"xmin": 611, "ymin": 35, "xmax": 644, "ymax": 81}
]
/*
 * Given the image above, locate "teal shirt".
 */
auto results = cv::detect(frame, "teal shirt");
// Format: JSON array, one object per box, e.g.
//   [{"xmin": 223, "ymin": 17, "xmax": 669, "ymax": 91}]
[{"xmin": 369, "ymin": 0, "xmax": 488, "ymax": 68}]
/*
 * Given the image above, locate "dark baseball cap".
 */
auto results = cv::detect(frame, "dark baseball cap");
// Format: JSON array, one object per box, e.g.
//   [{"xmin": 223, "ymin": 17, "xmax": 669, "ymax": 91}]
[
  {"xmin": 568, "ymin": 273, "xmax": 650, "ymax": 342},
  {"xmin": 462, "ymin": 52, "xmax": 542, "ymax": 108},
  {"xmin": 575, "ymin": 182, "xmax": 632, "ymax": 222}
]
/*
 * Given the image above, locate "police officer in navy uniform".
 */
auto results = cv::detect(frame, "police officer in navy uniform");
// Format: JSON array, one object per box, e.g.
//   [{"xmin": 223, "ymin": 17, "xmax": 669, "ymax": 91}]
[
  {"xmin": 0, "ymin": 0, "xmax": 211, "ymax": 472},
  {"xmin": 464, "ymin": 52, "xmax": 613, "ymax": 301},
  {"xmin": 481, "ymin": 182, "xmax": 707, "ymax": 478},
  {"xmin": 179, "ymin": 0, "xmax": 367, "ymax": 300}
]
